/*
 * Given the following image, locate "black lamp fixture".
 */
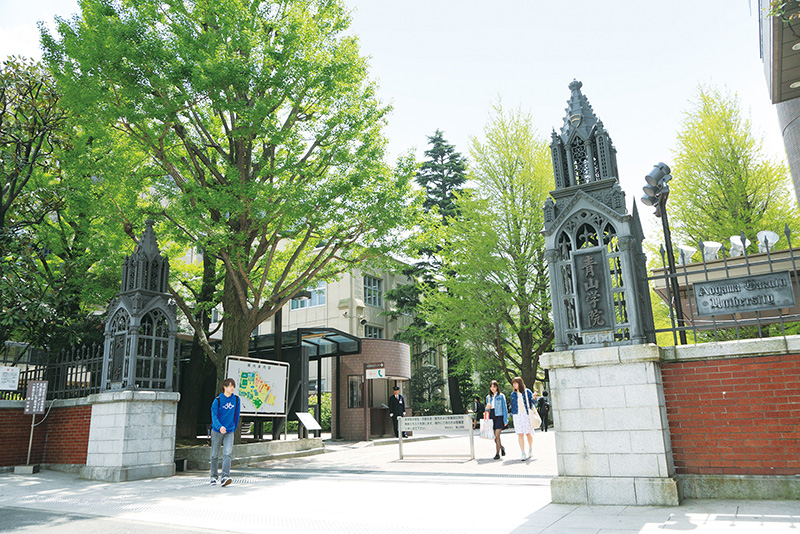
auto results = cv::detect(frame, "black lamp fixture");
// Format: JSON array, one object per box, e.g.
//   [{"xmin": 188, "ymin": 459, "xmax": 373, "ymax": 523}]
[
  {"xmin": 641, "ymin": 162, "xmax": 687, "ymax": 345},
  {"xmin": 641, "ymin": 162, "xmax": 671, "ymax": 218}
]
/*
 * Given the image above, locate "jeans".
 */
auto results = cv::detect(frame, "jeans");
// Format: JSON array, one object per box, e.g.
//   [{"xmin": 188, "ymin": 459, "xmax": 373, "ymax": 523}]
[{"xmin": 210, "ymin": 429, "xmax": 234, "ymax": 478}]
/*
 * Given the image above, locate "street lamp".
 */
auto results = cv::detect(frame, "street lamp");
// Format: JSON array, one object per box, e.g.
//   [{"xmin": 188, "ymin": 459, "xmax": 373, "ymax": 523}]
[{"xmin": 641, "ymin": 163, "xmax": 687, "ymax": 345}]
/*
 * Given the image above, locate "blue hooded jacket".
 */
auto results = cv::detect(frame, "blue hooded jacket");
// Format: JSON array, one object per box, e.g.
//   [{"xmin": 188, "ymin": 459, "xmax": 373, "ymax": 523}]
[{"xmin": 211, "ymin": 393, "xmax": 240, "ymax": 433}]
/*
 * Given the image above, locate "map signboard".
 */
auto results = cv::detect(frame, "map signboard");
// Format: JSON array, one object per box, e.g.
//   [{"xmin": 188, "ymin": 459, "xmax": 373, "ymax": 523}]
[{"xmin": 225, "ymin": 356, "xmax": 289, "ymax": 417}]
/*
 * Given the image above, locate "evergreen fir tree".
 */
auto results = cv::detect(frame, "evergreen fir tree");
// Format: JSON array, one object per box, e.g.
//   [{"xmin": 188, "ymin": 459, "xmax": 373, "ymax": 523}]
[{"xmin": 415, "ymin": 129, "xmax": 467, "ymax": 222}]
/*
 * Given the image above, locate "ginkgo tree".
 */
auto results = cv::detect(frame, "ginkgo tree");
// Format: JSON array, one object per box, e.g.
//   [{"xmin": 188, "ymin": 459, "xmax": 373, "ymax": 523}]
[
  {"xmin": 423, "ymin": 103, "xmax": 554, "ymax": 388},
  {"xmin": 42, "ymin": 0, "xmax": 419, "ymax": 383}
]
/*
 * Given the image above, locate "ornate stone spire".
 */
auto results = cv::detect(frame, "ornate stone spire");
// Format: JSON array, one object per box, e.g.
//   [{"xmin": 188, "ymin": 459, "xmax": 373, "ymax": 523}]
[
  {"xmin": 559, "ymin": 80, "xmax": 600, "ymax": 141},
  {"xmin": 120, "ymin": 220, "xmax": 170, "ymax": 294},
  {"xmin": 549, "ymin": 80, "xmax": 619, "ymax": 190}
]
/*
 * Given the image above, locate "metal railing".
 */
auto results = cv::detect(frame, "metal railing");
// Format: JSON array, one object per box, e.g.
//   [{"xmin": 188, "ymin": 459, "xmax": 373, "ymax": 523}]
[
  {"xmin": 0, "ymin": 343, "xmax": 104, "ymax": 401},
  {"xmin": 647, "ymin": 226, "xmax": 800, "ymax": 345}
]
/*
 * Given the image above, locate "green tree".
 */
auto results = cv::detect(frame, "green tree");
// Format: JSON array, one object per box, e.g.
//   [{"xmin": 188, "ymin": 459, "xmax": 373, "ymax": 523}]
[
  {"xmin": 669, "ymin": 86, "xmax": 800, "ymax": 249},
  {"xmin": 423, "ymin": 103, "xmax": 554, "ymax": 388},
  {"xmin": 42, "ymin": 0, "xmax": 418, "ymax": 384},
  {"xmin": 385, "ymin": 130, "xmax": 470, "ymax": 410},
  {"xmin": 1, "ymin": 57, "xmax": 65, "ymax": 348},
  {"xmin": 415, "ymin": 129, "xmax": 468, "ymax": 223}
]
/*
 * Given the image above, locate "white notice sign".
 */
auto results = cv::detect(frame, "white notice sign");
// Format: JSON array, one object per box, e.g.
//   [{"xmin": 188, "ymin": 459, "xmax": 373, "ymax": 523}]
[
  {"xmin": 399, "ymin": 414, "xmax": 472, "ymax": 432},
  {"xmin": 0, "ymin": 367, "xmax": 21, "ymax": 391},
  {"xmin": 366, "ymin": 368, "xmax": 385, "ymax": 379}
]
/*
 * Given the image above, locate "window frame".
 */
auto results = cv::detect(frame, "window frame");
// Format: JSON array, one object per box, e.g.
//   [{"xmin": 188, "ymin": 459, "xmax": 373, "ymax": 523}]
[
  {"xmin": 347, "ymin": 375, "xmax": 363, "ymax": 408},
  {"xmin": 363, "ymin": 275, "xmax": 383, "ymax": 308}
]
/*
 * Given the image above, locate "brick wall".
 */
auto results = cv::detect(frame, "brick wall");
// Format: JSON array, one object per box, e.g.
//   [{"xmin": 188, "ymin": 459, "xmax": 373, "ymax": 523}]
[
  {"xmin": 662, "ymin": 354, "xmax": 800, "ymax": 476},
  {"xmin": 0, "ymin": 401, "xmax": 92, "ymax": 467}
]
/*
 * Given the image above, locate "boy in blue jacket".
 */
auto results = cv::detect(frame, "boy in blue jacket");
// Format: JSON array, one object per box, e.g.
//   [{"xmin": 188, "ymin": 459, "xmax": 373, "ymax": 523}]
[{"xmin": 210, "ymin": 378, "xmax": 240, "ymax": 487}]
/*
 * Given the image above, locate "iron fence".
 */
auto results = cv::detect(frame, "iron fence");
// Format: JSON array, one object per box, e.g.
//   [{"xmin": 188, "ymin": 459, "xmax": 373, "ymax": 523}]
[
  {"xmin": 0, "ymin": 343, "xmax": 104, "ymax": 401},
  {"xmin": 646, "ymin": 225, "xmax": 800, "ymax": 345}
]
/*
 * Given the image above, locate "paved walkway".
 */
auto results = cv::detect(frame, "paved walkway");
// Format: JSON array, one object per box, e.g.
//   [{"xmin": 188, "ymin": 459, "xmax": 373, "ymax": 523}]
[{"xmin": 0, "ymin": 429, "xmax": 798, "ymax": 533}]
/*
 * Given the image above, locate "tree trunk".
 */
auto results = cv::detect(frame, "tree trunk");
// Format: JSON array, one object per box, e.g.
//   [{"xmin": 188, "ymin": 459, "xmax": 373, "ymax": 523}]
[
  {"xmin": 218, "ymin": 268, "xmax": 253, "ymax": 443},
  {"xmin": 217, "ymin": 268, "xmax": 251, "ymax": 387}
]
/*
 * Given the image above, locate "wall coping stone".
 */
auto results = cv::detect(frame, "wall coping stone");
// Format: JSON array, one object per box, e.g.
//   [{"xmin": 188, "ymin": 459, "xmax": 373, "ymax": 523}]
[
  {"xmin": 662, "ymin": 334, "xmax": 800, "ymax": 362},
  {"xmin": 0, "ymin": 397, "xmax": 90, "ymax": 409},
  {"xmin": 542, "ymin": 344, "xmax": 662, "ymax": 369},
  {"xmin": 542, "ymin": 334, "xmax": 800, "ymax": 369},
  {"xmin": 87, "ymin": 391, "xmax": 180, "ymax": 404}
]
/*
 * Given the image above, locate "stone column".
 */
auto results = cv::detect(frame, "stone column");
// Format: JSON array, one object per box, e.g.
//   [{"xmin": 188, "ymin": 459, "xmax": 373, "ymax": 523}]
[
  {"xmin": 541, "ymin": 344, "xmax": 680, "ymax": 506},
  {"xmin": 81, "ymin": 390, "xmax": 180, "ymax": 482}
]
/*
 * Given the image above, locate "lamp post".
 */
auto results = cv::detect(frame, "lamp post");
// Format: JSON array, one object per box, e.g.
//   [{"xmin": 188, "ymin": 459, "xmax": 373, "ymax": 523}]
[{"xmin": 641, "ymin": 163, "xmax": 687, "ymax": 345}]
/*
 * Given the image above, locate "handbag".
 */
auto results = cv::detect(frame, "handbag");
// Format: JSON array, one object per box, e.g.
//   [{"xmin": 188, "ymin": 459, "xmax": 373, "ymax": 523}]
[
  {"xmin": 524, "ymin": 391, "xmax": 542, "ymax": 429},
  {"xmin": 479, "ymin": 411, "xmax": 494, "ymax": 439}
]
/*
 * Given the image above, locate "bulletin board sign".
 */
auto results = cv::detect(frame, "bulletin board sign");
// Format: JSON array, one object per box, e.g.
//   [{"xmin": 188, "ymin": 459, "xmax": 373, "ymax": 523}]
[{"xmin": 0, "ymin": 366, "xmax": 21, "ymax": 391}]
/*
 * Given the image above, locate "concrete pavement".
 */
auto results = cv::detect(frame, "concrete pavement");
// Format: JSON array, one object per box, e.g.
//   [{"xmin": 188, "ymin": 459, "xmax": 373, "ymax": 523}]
[{"xmin": 0, "ymin": 429, "xmax": 798, "ymax": 533}]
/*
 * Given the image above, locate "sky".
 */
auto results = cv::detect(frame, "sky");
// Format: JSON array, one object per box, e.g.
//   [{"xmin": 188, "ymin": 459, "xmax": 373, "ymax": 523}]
[{"xmin": 0, "ymin": 0, "xmax": 781, "ymax": 239}]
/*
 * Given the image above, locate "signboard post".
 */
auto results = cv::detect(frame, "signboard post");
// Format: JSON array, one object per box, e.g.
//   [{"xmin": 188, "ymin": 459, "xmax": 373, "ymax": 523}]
[
  {"xmin": 18, "ymin": 380, "xmax": 48, "ymax": 473},
  {"xmin": 397, "ymin": 414, "xmax": 474, "ymax": 460}
]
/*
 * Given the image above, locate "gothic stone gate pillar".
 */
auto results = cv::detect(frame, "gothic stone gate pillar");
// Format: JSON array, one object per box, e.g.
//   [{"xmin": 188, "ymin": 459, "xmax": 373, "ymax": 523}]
[{"xmin": 541, "ymin": 81, "xmax": 677, "ymax": 505}]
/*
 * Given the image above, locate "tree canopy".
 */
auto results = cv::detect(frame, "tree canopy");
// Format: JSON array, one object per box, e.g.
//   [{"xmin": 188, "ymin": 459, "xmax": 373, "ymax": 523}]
[
  {"xmin": 42, "ymin": 0, "xmax": 419, "ymax": 380},
  {"xmin": 422, "ymin": 104, "xmax": 554, "ymax": 388},
  {"xmin": 668, "ymin": 86, "xmax": 800, "ymax": 254}
]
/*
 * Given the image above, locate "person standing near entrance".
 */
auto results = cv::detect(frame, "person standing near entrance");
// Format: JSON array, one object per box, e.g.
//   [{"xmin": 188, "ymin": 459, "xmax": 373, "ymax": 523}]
[
  {"xmin": 471, "ymin": 396, "xmax": 485, "ymax": 430},
  {"xmin": 537, "ymin": 390, "xmax": 551, "ymax": 432},
  {"xmin": 485, "ymin": 380, "xmax": 507, "ymax": 460},
  {"xmin": 510, "ymin": 377, "xmax": 536, "ymax": 461},
  {"xmin": 388, "ymin": 385, "xmax": 406, "ymax": 437},
  {"xmin": 210, "ymin": 378, "xmax": 240, "ymax": 487}
]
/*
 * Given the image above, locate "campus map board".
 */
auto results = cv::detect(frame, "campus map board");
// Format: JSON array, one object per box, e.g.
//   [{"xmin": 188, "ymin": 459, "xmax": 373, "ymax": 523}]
[{"xmin": 225, "ymin": 356, "xmax": 290, "ymax": 417}]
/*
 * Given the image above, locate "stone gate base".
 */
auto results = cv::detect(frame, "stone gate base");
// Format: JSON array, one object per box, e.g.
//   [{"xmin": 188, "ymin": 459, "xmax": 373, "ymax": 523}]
[
  {"xmin": 80, "ymin": 390, "xmax": 179, "ymax": 482},
  {"xmin": 551, "ymin": 476, "xmax": 680, "ymax": 506},
  {"xmin": 541, "ymin": 344, "xmax": 681, "ymax": 506}
]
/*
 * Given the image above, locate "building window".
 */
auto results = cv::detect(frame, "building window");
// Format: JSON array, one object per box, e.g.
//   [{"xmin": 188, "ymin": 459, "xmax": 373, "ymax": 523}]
[
  {"xmin": 348, "ymin": 375, "xmax": 363, "ymax": 408},
  {"xmin": 291, "ymin": 281, "xmax": 326, "ymax": 310},
  {"xmin": 364, "ymin": 325, "xmax": 383, "ymax": 339},
  {"xmin": 211, "ymin": 308, "xmax": 220, "ymax": 323},
  {"xmin": 363, "ymin": 275, "xmax": 383, "ymax": 307}
]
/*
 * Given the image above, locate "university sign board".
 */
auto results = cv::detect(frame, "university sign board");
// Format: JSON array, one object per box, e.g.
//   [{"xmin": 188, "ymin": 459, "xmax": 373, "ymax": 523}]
[
  {"xmin": 693, "ymin": 271, "xmax": 796, "ymax": 317},
  {"xmin": 573, "ymin": 247, "xmax": 614, "ymax": 333}
]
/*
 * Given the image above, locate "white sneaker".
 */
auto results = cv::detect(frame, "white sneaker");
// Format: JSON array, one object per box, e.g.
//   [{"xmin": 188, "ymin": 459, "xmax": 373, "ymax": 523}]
[
  {"xmin": 527, "ymin": 447, "xmax": 533, "ymax": 458},
  {"xmin": 521, "ymin": 451, "xmax": 527, "ymax": 461}
]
